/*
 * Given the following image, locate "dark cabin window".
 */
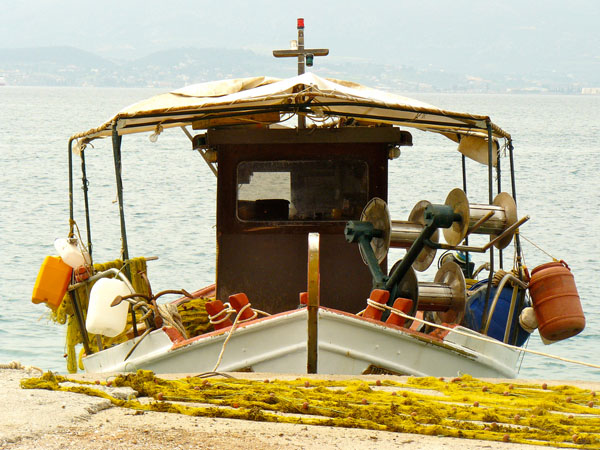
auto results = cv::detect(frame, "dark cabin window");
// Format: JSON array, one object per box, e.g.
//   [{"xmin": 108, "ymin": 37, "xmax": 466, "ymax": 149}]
[{"xmin": 237, "ymin": 160, "xmax": 368, "ymax": 222}]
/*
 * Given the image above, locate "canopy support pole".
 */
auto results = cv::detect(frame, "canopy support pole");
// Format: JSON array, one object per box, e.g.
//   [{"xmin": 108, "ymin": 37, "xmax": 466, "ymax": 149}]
[
  {"xmin": 496, "ymin": 138, "xmax": 503, "ymax": 269},
  {"xmin": 480, "ymin": 121, "xmax": 495, "ymax": 334},
  {"xmin": 80, "ymin": 149, "xmax": 93, "ymax": 261},
  {"xmin": 68, "ymin": 139, "xmax": 74, "ymax": 233},
  {"xmin": 508, "ymin": 139, "xmax": 526, "ymax": 345},
  {"xmin": 112, "ymin": 123, "xmax": 139, "ymax": 338},
  {"xmin": 67, "ymin": 138, "xmax": 92, "ymax": 356},
  {"xmin": 112, "ymin": 124, "xmax": 130, "ymax": 269},
  {"xmin": 461, "ymin": 152, "xmax": 473, "ymax": 277}
]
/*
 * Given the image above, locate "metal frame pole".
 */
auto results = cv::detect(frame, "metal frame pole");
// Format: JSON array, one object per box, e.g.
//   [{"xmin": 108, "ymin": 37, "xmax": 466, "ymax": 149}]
[
  {"xmin": 461, "ymin": 153, "xmax": 472, "ymax": 277},
  {"xmin": 112, "ymin": 123, "xmax": 138, "ymax": 337},
  {"xmin": 67, "ymin": 138, "xmax": 92, "ymax": 355},
  {"xmin": 80, "ymin": 149, "xmax": 93, "ymax": 261},
  {"xmin": 508, "ymin": 139, "xmax": 526, "ymax": 344},
  {"xmin": 496, "ymin": 139, "xmax": 503, "ymax": 269},
  {"xmin": 68, "ymin": 139, "xmax": 74, "ymax": 233},
  {"xmin": 111, "ymin": 123, "xmax": 130, "ymax": 268},
  {"xmin": 480, "ymin": 121, "xmax": 495, "ymax": 333}
]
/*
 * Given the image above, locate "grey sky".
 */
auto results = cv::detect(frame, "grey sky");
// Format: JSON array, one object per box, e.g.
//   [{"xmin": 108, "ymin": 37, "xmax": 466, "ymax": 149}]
[{"xmin": 2, "ymin": 0, "xmax": 599, "ymax": 79}]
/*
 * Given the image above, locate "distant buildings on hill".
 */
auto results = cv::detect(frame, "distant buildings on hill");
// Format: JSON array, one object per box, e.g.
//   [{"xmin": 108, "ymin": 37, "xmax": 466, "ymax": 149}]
[{"xmin": 581, "ymin": 88, "xmax": 600, "ymax": 95}]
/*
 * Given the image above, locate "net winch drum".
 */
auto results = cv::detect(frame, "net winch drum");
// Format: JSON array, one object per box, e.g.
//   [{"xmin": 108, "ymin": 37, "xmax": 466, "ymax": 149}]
[
  {"xmin": 528, "ymin": 260, "xmax": 585, "ymax": 342},
  {"xmin": 417, "ymin": 261, "xmax": 466, "ymax": 325},
  {"xmin": 359, "ymin": 197, "xmax": 391, "ymax": 265},
  {"xmin": 360, "ymin": 198, "xmax": 439, "ymax": 272},
  {"xmin": 390, "ymin": 200, "xmax": 439, "ymax": 272},
  {"xmin": 443, "ymin": 188, "xmax": 518, "ymax": 249}
]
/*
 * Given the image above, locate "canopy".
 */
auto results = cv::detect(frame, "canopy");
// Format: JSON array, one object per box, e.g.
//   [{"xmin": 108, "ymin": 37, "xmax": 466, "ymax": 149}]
[{"xmin": 71, "ymin": 73, "xmax": 510, "ymax": 163}]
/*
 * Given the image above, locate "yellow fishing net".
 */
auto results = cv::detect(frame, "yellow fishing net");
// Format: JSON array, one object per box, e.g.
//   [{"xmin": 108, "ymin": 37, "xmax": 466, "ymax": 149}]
[{"xmin": 21, "ymin": 371, "xmax": 600, "ymax": 448}]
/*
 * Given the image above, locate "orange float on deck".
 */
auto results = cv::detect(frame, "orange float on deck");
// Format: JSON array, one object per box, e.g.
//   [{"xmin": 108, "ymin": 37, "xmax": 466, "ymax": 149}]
[
  {"xmin": 299, "ymin": 292, "xmax": 308, "ymax": 306},
  {"xmin": 205, "ymin": 300, "xmax": 234, "ymax": 330},
  {"xmin": 32, "ymin": 256, "xmax": 72, "ymax": 310},
  {"xmin": 385, "ymin": 298, "xmax": 413, "ymax": 327},
  {"xmin": 528, "ymin": 260, "xmax": 585, "ymax": 342},
  {"xmin": 229, "ymin": 293, "xmax": 256, "ymax": 321},
  {"xmin": 363, "ymin": 289, "xmax": 390, "ymax": 321}
]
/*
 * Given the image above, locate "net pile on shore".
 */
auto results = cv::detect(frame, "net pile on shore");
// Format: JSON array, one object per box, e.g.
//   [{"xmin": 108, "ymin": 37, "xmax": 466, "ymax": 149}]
[{"xmin": 21, "ymin": 371, "xmax": 599, "ymax": 447}]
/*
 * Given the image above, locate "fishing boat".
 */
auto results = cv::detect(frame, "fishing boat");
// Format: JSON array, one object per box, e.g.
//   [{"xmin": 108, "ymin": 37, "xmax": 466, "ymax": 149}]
[{"xmin": 32, "ymin": 19, "xmax": 586, "ymax": 378}]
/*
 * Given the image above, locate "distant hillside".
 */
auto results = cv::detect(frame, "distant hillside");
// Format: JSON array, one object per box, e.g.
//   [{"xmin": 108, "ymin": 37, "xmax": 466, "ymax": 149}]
[
  {"xmin": 0, "ymin": 45, "xmax": 588, "ymax": 93},
  {"xmin": 0, "ymin": 46, "xmax": 115, "ymax": 67}
]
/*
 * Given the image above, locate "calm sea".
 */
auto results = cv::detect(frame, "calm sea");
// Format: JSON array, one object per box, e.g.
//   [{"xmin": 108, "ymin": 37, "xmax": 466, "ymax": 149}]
[{"xmin": 1, "ymin": 86, "xmax": 598, "ymax": 380}]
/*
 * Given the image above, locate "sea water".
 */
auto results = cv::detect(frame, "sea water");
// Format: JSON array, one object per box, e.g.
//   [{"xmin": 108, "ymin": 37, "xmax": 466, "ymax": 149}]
[{"xmin": 1, "ymin": 86, "xmax": 598, "ymax": 380}]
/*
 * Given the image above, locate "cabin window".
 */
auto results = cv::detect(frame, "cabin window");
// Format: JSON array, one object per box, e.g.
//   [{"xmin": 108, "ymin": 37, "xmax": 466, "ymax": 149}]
[{"xmin": 237, "ymin": 160, "xmax": 368, "ymax": 222}]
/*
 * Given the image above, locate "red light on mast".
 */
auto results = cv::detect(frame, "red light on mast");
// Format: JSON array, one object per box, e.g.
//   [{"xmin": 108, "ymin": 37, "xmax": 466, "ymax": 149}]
[{"xmin": 297, "ymin": 18, "xmax": 305, "ymax": 29}]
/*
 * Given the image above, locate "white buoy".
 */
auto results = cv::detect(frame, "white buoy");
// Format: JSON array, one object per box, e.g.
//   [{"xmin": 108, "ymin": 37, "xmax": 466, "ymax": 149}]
[
  {"xmin": 86, "ymin": 278, "xmax": 131, "ymax": 337},
  {"xmin": 54, "ymin": 238, "xmax": 91, "ymax": 269}
]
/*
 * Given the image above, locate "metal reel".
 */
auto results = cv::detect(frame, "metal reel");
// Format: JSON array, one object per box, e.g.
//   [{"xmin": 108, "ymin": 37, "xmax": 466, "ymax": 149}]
[
  {"xmin": 359, "ymin": 197, "xmax": 391, "ymax": 265},
  {"xmin": 491, "ymin": 192, "xmax": 518, "ymax": 249},
  {"xmin": 407, "ymin": 200, "xmax": 439, "ymax": 272},
  {"xmin": 432, "ymin": 261, "xmax": 466, "ymax": 325},
  {"xmin": 442, "ymin": 188, "xmax": 469, "ymax": 247}
]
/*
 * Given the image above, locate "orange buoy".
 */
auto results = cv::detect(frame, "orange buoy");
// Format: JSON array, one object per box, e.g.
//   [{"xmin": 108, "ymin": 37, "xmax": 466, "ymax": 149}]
[
  {"xmin": 299, "ymin": 292, "xmax": 308, "ymax": 306},
  {"xmin": 205, "ymin": 300, "xmax": 233, "ymax": 330},
  {"xmin": 229, "ymin": 293, "xmax": 256, "ymax": 321},
  {"xmin": 363, "ymin": 289, "xmax": 390, "ymax": 321},
  {"xmin": 385, "ymin": 297, "xmax": 413, "ymax": 327},
  {"xmin": 32, "ymin": 256, "xmax": 72, "ymax": 310},
  {"xmin": 528, "ymin": 260, "xmax": 585, "ymax": 341}
]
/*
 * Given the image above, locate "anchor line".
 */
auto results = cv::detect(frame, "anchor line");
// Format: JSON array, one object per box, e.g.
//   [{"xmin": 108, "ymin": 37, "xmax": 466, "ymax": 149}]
[{"xmin": 520, "ymin": 234, "xmax": 559, "ymax": 261}]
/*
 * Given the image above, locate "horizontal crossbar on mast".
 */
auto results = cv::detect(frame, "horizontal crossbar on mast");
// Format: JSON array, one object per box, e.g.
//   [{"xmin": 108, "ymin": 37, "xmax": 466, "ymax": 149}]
[{"xmin": 273, "ymin": 49, "xmax": 329, "ymax": 57}]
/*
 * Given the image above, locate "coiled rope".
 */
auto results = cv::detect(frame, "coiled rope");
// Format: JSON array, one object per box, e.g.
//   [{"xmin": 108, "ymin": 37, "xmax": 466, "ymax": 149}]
[{"xmin": 0, "ymin": 361, "xmax": 43, "ymax": 374}]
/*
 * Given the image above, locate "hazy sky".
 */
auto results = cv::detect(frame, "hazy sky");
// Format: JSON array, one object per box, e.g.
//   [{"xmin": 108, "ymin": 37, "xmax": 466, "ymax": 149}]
[{"xmin": 2, "ymin": 0, "xmax": 599, "ymax": 76}]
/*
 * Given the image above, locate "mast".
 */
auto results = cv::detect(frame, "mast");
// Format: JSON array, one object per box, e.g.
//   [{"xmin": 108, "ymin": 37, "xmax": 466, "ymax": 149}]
[{"xmin": 273, "ymin": 18, "xmax": 329, "ymax": 128}]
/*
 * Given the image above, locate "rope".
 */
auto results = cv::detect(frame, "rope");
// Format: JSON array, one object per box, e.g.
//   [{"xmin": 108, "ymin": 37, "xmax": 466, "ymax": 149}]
[
  {"xmin": 520, "ymin": 234, "xmax": 558, "ymax": 261},
  {"xmin": 212, "ymin": 303, "xmax": 270, "ymax": 372},
  {"xmin": 157, "ymin": 303, "xmax": 188, "ymax": 339},
  {"xmin": 0, "ymin": 361, "xmax": 43, "ymax": 374},
  {"xmin": 362, "ymin": 300, "xmax": 600, "ymax": 371},
  {"xmin": 356, "ymin": 297, "xmax": 387, "ymax": 317},
  {"xmin": 207, "ymin": 302, "xmax": 236, "ymax": 325}
]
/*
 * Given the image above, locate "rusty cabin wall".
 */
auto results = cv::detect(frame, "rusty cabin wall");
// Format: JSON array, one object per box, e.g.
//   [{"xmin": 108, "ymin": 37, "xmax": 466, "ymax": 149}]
[{"xmin": 209, "ymin": 127, "xmax": 406, "ymax": 314}]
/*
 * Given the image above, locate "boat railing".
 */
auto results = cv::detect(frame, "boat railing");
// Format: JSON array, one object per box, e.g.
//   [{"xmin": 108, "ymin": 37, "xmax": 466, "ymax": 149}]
[
  {"xmin": 68, "ymin": 267, "xmax": 135, "ymax": 293},
  {"xmin": 480, "ymin": 272, "xmax": 529, "ymax": 343}
]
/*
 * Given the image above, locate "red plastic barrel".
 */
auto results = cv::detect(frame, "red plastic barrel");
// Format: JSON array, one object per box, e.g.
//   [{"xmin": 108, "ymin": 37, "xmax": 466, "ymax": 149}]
[{"xmin": 528, "ymin": 261, "xmax": 585, "ymax": 341}]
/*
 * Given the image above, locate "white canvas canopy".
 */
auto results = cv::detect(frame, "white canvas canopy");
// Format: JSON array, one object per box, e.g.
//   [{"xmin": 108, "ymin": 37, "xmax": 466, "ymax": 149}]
[{"xmin": 71, "ymin": 73, "xmax": 510, "ymax": 165}]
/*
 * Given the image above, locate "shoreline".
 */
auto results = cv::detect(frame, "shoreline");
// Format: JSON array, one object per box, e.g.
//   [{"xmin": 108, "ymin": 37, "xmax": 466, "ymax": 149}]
[{"xmin": 4, "ymin": 366, "xmax": 599, "ymax": 449}]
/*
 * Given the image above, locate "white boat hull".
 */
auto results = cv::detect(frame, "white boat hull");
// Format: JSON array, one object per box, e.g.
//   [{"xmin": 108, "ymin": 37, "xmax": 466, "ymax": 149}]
[{"xmin": 83, "ymin": 307, "xmax": 518, "ymax": 378}]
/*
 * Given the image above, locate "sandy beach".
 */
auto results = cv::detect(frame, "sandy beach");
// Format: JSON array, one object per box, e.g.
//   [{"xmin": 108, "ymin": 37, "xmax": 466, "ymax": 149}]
[{"xmin": 4, "ymin": 365, "xmax": 596, "ymax": 450}]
